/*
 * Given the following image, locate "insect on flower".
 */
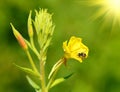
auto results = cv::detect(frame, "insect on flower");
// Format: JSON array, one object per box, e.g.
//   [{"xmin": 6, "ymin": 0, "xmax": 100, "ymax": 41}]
[
  {"xmin": 63, "ymin": 36, "xmax": 89, "ymax": 63},
  {"xmin": 78, "ymin": 52, "xmax": 86, "ymax": 58}
]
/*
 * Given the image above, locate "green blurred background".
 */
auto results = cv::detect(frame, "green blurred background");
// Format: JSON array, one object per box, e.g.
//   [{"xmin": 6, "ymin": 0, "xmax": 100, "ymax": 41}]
[{"xmin": 0, "ymin": 0, "xmax": 120, "ymax": 92}]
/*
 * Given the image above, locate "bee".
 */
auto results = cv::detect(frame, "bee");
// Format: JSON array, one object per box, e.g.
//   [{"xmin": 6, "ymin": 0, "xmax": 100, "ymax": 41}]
[{"xmin": 78, "ymin": 52, "xmax": 86, "ymax": 59}]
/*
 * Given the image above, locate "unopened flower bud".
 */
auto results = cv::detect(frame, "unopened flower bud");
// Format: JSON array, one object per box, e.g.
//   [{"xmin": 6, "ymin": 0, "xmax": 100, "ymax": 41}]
[
  {"xmin": 28, "ymin": 11, "xmax": 33, "ymax": 38},
  {"xmin": 10, "ymin": 23, "xmax": 28, "ymax": 50}
]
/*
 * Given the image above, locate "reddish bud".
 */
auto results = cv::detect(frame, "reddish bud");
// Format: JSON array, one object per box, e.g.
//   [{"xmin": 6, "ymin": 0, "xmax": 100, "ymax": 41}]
[{"xmin": 10, "ymin": 23, "xmax": 28, "ymax": 50}]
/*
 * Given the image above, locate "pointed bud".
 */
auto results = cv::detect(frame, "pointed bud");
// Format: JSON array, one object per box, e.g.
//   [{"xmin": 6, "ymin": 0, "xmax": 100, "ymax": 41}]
[
  {"xmin": 28, "ymin": 11, "xmax": 33, "ymax": 38},
  {"xmin": 10, "ymin": 23, "xmax": 28, "ymax": 50}
]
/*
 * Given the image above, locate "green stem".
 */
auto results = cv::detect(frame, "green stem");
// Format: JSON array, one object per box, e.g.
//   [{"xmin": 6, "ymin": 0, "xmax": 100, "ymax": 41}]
[
  {"xmin": 25, "ymin": 49, "xmax": 39, "ymax": 73},
  {"xmin": 47, "ymin": 57, "xmax": 66, "ymax": 90},
  {"xmin": 30, "ymin": 37, "xmax": 40, "ymax": 59},
  {"xmin": 39, "ymin": 51, "xmax": 48, "ymax": 92},
  {"xmin": 40, "ymin": 61, "xmax": 47, "ymax": 92}
]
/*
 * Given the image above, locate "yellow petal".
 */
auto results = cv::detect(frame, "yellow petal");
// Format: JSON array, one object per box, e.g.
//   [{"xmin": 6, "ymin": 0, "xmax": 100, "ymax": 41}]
[
  {"xmin": 63, "ymin": 36, "xmax": 89, "ymax": 63},
  {"xmin": 63, "ymin": 41, "xmax": 69, "ymax": 53},
  {"xmin": 68, "ymin": 36, "xmax": 82, "ymax": 51}
]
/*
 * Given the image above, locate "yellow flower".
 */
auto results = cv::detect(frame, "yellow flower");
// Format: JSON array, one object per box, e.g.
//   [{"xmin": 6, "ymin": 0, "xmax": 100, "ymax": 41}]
[{"xmin": 63, "ymin": 36, "xmax": 89, "ymax": 63}]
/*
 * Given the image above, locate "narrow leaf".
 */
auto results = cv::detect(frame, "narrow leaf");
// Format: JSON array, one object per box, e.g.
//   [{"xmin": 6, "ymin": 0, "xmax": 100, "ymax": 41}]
[
  {"xmin": 35, "ymin": 89, "xmax": 41, "ymax": 92},
  {"xmin": 50, "ymin": 78, "xmax": 65, "ymax": 88},
  {"xmin": 26, "ymin": 76, "xmax": 40, "ymax": 90},
  {"xmin": 64, "ymin": 73, "xmax": 73, "ymax": 79},
  {"xmin": 25, "ymin": 39, "xmax": 32, "ymax": 49},
  {"xmin": 25, "ymin": 39, "xmax": 40, "ymax": 59},
  {"xmin": 50, "ymin": 73, "xmax": 73, "ymax": 88},
  {"xmin": 48, "ymin": 59, "xmax": 63, "ymax": 79},
  {"xmin": 14, "ymin": 64, "xmax": 40, "ymax": 77}
]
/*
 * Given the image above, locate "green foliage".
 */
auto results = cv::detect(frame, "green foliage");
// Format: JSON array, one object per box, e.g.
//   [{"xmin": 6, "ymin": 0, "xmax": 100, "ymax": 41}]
[
  {"xmin": 14, "ymin": 64, "xmax": 40, "ymax": 77},
  {"xmin": 11, "ymin": 8, "xmax": 74, "ymax": 92},
  {"xmin": 26, "ymin": 76, "xmax": 40, "ymax": 92},
  {"xmin": 50, "ymin": 73, "xmax": 73, "ymax": 89},
  {"xmin": 34, "ymin": 9, "xmax": 55, "ymax": 51},
  {"xmin": 11, "ymin": 9, "xmax": 56, "ymax": 92},
  {"xmin": 1, "ymin": 0, "xmax": 120, "ymax": 92}
]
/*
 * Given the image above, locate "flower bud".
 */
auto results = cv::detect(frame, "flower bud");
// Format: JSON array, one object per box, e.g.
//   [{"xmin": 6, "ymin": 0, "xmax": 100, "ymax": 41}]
[
  {"xmin": 10, "ymin": 23, "xmax": 28, "ymax": 50},
  {"xmin": 28, "ymin": 11, "xmax": 33, "ymax": 38}
]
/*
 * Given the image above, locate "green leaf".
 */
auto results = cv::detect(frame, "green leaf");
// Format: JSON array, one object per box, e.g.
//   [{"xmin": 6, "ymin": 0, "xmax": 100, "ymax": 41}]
[
  {"xmin": 25, "ymin": 39, "xmax": 40, "ymax": 59},
  {"xmin": 50, "ymin": 73, "xmax": 73, "ymax": 88},
  {"xmin": 64, "ymin": 73, "xmax": 73, "ymax": 79},
  {"xmin": 25, "ymin": 39, "xmax": 32, "ymax": 49},
  {"xmin": 35, "ymin": 89, "xmax": 41, "ymax": 92},
  {"xmin": 50, "ymin": 78, "xmax": 65, "ymax": 88},
  {"xmin": 26, "ymin": 76, "xmax": 40, "ymax": 90},
  {"xmin": 48, "ymin": 59, "xmax": 63, "ymax": 79},
  {"xmin": 14, "ymin": 64, "xmax": 40, "ymax": 77}
]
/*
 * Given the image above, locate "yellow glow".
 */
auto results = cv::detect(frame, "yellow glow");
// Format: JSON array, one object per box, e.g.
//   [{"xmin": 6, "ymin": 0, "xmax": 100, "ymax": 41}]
[
  {"xmin": 86, "ymin": 0, "xmax": 120, "ymax": 28},
  {"xmin": 105, "ymin": 0, "xmax": 120, "ymax": 14}
]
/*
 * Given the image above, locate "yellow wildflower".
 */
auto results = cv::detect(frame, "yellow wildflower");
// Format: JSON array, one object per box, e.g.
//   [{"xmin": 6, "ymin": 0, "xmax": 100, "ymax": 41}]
[{"xmin": 63, "ymin": 36, "xmax": 89, "ymax": 62}]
